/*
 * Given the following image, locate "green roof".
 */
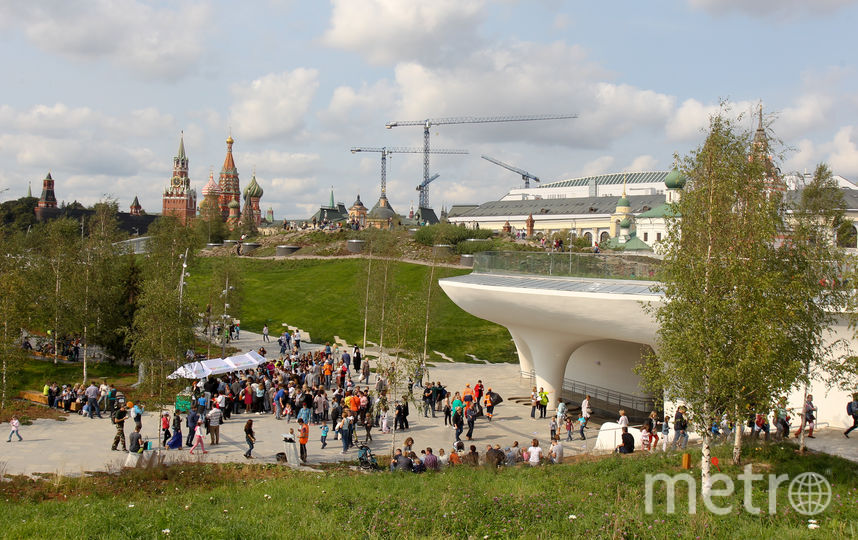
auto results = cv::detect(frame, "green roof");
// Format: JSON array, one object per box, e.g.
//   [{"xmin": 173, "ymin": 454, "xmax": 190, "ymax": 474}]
[
  {"xmin": 638, "ymin": 203, "xmax": 680, "ymax": 219},
  {"xmin": 622, "ymin": 236, "xmax": 653, "ymax": 251}
]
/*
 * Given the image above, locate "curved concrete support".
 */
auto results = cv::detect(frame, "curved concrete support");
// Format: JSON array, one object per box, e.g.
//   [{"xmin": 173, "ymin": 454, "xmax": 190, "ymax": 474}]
[
  {"xmin": 514, "ymin": 328, "xmax": 587, "ymax": 408},
  {"xmin": 508, "ymin": 329, "xmax": 534, "ymax": 375}
]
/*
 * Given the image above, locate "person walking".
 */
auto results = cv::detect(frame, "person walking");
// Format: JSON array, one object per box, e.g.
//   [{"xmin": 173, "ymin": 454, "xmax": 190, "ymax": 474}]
[
  {"xmin": 186, "ymin": 406, "xmax": 200, "ymax": 447},
  {"xmin": 7, "ymin": 416, "xmax": 22, "ymax": 442},
  {"xmin": 111, "ymin": 403, "xmax": 128, "ymax": 451},
  {"xmin": 189, "ymin": 419, "xmax": 207, "ymax": 455},
  {"xmin": 244, "ymin": 419, "xmax": 256, "ymax": 459},
  {"xmin": 530, "ymin": 387, "xmax": 538, "ymax": 419},
  {"xmin": 453, "ymin": 406, "xmax": 465, "ymax": 442},
  {"xmin": 795, "ymin": 394, "xmax": 818, "ymax": 439},
  {"xmin": 320, "ymin": 422, "xmax": 329, "ymax": 448},
  {"xmin": 85, "ymin": 382, "xmax": 102, "ymax": 419},
  {"xmin": 160, "ymin": 411, "xmax": 171, "ymax": 448},
  {"xmin": 262, "ymin": 324, "xmax": 270, "ymax": 343},
  {"xmin": 484, "ymin": 389, "xmax": 495, "ymax": 421},
  {"xmin": 845, "ymin": 393, "xmax": 858, "ymax": 438},
  {"xmin": 580, "ymin": 395, "xmax": 591, "ymax": 440},
  {"xmin": 673, "ymin": 406, "xmax": 689, "ymax": 449},
  {"xmin": 364, "ymin": 414, "xmax": 373, "ymax": 442}
]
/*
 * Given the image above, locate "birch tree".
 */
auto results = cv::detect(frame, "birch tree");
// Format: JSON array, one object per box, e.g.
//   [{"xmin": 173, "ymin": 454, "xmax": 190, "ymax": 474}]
[{"xmin": 638, "ymin": 106, "xmax": 807, "ymax": 494}]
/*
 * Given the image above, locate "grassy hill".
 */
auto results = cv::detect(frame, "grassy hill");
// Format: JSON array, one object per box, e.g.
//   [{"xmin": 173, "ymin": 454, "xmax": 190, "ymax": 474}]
[
  {"xmin": 0, "ymin": 443, "xmax": 854, "ymax": 538},
  {"xmin": 186, "ymin": 257, "xmax": 517, "ymax": 364}
]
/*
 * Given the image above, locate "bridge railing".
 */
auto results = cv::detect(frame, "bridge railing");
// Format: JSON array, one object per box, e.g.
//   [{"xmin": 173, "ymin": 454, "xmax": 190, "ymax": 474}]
[
  {"xmin": 520, "ymin": 369, "xmax": 656, "ymax": 416},
  {"xmin": 474, "ymin": 251, "xmax": 661, "ymax": 281}
]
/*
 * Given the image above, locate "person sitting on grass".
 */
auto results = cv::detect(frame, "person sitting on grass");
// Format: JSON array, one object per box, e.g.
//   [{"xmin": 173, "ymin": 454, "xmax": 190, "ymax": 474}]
[
  {"xmin": 616, "ymin": 427, "xmax": 634, "ymax": 454},
  {"xmin": 526, "ymin": 439, "xmax": 543, "ymax": 466}
]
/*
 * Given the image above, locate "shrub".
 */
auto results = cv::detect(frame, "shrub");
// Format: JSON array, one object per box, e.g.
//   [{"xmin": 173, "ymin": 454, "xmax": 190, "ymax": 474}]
[{"xmin": 414, "ymin": 223, "xmax": 493, "ymax": 247}]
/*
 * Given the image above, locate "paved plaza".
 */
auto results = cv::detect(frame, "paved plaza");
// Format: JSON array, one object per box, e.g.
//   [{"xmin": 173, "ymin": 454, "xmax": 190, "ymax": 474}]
[
  {"xmin": 1, "ymin": 330, "xmax": 855, "ymax": 476},
  {"xmin": 0, "ymin": 331, "xmax": 592, "ymax": 476}
]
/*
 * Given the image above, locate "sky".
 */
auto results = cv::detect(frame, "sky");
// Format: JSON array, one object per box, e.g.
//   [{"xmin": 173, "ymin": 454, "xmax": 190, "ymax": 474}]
[{"xmin": 1, "ymin": 0, "xmax": 857, "ymax": 219}]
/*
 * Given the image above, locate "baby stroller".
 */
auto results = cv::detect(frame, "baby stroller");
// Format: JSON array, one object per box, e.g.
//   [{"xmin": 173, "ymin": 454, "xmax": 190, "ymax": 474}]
[{"xmin": 357, "ymin": 444, "xmax": 379, "ymax": 471}]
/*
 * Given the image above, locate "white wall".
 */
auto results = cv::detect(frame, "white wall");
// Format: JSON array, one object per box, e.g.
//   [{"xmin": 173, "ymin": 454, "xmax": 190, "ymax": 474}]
[{"xmin": 565, "ymin": 340, "xmax": 649, "ymax": 397}]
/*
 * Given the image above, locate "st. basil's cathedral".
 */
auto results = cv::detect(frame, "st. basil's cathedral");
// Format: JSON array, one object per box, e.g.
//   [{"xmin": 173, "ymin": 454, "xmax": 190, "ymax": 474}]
[{"xmin": 162, "ymin": 133, "xmax": 263, "ymax": 228}]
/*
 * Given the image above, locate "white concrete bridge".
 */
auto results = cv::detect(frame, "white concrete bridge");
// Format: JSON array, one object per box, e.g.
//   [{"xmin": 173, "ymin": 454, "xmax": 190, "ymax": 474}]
[{"xmin": 439, "ymin": 251, "xmax": 854, "ymax": 427}]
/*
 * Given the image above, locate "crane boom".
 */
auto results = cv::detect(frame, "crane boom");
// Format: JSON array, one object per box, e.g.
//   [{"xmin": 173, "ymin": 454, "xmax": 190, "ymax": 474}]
[
  {"xmin": 416, "ymin": 173, "xmax": 440, "ymax": 208},
  {"xmin": 481, "ymin": 154, "xmax": 540, "ymax": 188},
  {"xmin": 350, "ymin": 146, "xmax": 466, "ymax": 199},
  {"xmin": 385, "ymin": 113, "xmax": 576, "ymax": 204}
]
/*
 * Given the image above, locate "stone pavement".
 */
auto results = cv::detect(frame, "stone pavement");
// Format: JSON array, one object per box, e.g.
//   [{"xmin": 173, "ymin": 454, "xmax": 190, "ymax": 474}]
[
  {"xmin": 3, "ymin": 328, "xmax": 854, "ymax": 476},
  {"xmin": 0, "ymin": 331, "xmax": 595, "ymax": 476}
]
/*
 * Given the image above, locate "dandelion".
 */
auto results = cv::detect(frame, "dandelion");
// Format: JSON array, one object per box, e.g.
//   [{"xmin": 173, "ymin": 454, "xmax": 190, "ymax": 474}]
[
  {"xmin": 128, "ymin": 504, "xmax": 135, "ymax": 508},
  {"xmin": 569, "ymin": 515, "xmax": 577, "ymax": 520},
  {"xmin": 808, "ymin": 524, "xmax": 820, "ymax": 530},
  {"xmin": 161, "ymin": 529, "xmax": 171, "ymax": 536}
]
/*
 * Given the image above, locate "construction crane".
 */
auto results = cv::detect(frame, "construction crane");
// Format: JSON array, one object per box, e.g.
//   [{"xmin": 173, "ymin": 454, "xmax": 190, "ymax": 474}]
[
  {"xmin": 385, "ymin": 114, "xmax": 577, "ymax": 197},
  {"xmin": 481, "ymin": 155, "xmax": 540, "ymax": 188},
  {"xmin": 350, "ymin": 146, "xmax": 467, "ymax": 199},
  {"xmin": 416, "ymin": 173, "xmax": 440, "ymax": 208}
]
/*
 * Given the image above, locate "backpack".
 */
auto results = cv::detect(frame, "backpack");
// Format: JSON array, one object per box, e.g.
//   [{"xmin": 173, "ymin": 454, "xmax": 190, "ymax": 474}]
[{"xmin": 849, "ymin": 401, "xmax": 856, "ymax": 417}]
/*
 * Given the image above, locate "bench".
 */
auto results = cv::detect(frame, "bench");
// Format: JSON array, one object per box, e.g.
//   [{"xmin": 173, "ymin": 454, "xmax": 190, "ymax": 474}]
[{"xmin": 18, "ymin": 390, "xmax": 82, "ymax": 411}]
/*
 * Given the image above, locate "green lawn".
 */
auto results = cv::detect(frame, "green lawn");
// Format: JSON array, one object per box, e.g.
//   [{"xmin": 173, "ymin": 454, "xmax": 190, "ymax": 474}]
[
  {"xmin": 0, "ymin": 443, "xmax": 855, "ymax": 538},
  {"xmin": 186, "ymin": 257, "xmax": 516, "ymax": 363},
  {"xmin": 10, "ymin": 359, "xmax": 132, "ymax": 396}
]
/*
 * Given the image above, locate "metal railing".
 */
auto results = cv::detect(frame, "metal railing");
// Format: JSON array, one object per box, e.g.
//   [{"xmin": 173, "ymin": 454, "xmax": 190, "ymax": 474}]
[
  {"xmin": 520, "ymin": 370, "xmax": 656, "ymax": 415},
  {"xmin": 473, "ymin": 251, "xmax": 661, "ymax": 281}
]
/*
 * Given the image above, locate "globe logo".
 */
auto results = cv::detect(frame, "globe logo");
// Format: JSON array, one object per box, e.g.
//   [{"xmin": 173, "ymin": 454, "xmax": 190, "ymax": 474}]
[{"xmin": 788, "ymin": 472, "xmax": 831, "ymax": 515}]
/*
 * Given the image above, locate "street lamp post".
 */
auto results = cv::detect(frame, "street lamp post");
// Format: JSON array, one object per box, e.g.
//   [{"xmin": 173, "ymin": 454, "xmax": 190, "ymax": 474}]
[{"xmin": 220, "ymin": 274, "xmax": 234, "ymax": 358}]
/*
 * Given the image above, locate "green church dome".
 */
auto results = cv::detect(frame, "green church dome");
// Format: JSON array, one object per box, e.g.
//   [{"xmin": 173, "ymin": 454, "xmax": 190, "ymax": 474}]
[
  {"xmin": 228, "ymin": 199, "xmax": 240, "ymax": 209},
  {"xmin": 664, "ymin": 167, "xmax": 687, "ymax": 189},
  {"xmin": 616, "ymin": 195, "xmax": 630, "ymax": 208},
  {"xmin": 619, "ymin": 217, "xmax": 632, "ymax": 229},
  {"xmin": 244, "ymin": 174, "xmax": 263, "ymax": 199}
]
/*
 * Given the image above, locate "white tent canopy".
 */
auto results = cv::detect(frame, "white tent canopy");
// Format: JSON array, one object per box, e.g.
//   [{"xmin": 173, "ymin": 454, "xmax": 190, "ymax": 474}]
[{"xmin": 167, "ymin": 351, "xmax": 268, "ymax": 379}]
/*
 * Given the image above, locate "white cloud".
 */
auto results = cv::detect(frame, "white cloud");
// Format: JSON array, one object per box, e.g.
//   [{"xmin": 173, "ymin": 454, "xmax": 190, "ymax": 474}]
[
  {"xmin": 827, "ymin": 127, "xmax": 858, "ymax": 177},
  {"xmin": 666, "ymin": 98, "xmax": 758, "ymax": 142},
  {"xmin": 237, "ymin": 151, "xmax": 320, "ymax": 177},
  {"xmin": 579, "ymin": 156, "xmax": 615, "ymax": 177},
  {"xmin": 778, "ymin": 94, "xmax": 835, "ymax": 138},
  {"xmin": 229, "ymin": 70, "xmax": 319, "ymax": 141},
  {"xmin": 624, "ymin": 155, "xmax": 659, "ymax": 172},
  {"xmin": 323, "ymin": 0, "xmax": 486, "ymax": 65},
  {"xmin": 0, "ymin": 0, "xmax": 212, "ymax": 81},
  {"xmin": 688, "ymin": 0, "xmax": 857, "ymax": 18},
  {"xmin": 782, "ymin": 139, "xmax": 817, "ymax": 174},
  {"xmin": 379, "ymin": 41, "xmax": 671, "ymax": 149}
]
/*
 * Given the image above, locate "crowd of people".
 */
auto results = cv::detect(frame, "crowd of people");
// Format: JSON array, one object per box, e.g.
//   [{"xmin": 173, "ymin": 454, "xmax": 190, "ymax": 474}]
[{"xmin": 388, "ymin": 436, "xmax": 566, "ymax": 472}]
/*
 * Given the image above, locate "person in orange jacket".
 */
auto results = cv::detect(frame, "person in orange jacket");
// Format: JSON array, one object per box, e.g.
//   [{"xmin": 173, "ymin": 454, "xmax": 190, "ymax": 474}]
[
  {"xmin": 298, "ymin": 418, "xmax": 310, "ymax": 463},
  {"xmin": 484, "ymin": 389, "xmax": 494, "ymax": 421}
]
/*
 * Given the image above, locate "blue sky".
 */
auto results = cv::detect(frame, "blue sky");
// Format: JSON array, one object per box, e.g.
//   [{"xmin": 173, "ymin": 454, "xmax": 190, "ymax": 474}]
[{"xmin": 1, "ymin": 0, "xmax": 857, "ymax": 219}]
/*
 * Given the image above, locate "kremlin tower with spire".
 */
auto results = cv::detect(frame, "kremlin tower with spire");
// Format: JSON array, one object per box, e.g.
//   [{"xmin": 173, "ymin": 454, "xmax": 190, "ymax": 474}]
[
  {"xmin": 161, "ymin": 133, "xmax": 197, "ymax": 224},
  {"xmin": 218, "ymin": 134, "xmax": 241, "ymax": 219}
]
